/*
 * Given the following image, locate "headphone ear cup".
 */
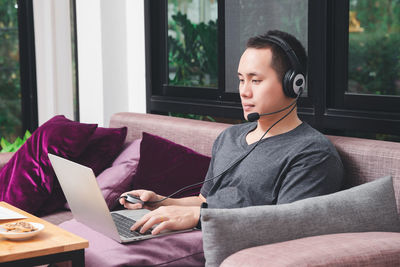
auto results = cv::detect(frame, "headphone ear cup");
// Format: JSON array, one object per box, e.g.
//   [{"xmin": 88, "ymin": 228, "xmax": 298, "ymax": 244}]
[{"xmin": 283, "ymin": 70, "xmax": 297, "ymax": 98}]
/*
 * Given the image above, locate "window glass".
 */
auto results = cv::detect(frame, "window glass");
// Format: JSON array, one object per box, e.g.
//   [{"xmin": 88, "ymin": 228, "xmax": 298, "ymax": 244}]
[
  {"xmin": 167, "ymin": 0, "xmax": 218, "ymax": 88},
  {"xmin": 0, "ymin": 0, "xmax": 22, "ymax": 141},
  {"xmin": 348, "ymin": 0, "xmax": 400, "ymax": 96},
  {"xmin": 225, "ymin": 0, "xmax": 308, "ymax": 93}
]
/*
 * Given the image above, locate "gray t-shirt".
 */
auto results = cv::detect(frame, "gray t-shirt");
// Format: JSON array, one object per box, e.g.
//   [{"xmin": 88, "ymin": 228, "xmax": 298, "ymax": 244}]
[{"xmin": 200, "ymin": 122, "xmax": 344, "ymax": 208}]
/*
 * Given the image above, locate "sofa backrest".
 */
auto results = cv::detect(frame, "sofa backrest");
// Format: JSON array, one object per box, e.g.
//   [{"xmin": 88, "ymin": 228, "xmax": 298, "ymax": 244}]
[
  {"xmin": 109, "ymin": 112, "xmax": 230, "ymax": 157},
  {"xmin": 110, "ymin": 112, "xmax": 400, "ymax": 214},
  {"xmin": 327, "ymin": 135, "xmax": 400, "ymax": 214}
]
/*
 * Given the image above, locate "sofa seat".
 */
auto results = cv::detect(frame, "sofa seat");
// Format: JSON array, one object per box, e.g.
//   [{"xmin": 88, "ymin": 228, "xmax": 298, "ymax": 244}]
[{"xmin": 221, "ymin": 232, "xmax": 400, "ymax": 267}]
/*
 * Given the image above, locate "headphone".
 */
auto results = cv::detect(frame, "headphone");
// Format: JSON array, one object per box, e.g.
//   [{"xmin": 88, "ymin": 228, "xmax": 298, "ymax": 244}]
[{"xmin": 261, "ymin": 35, "xmax": 306, "ymax": 98}]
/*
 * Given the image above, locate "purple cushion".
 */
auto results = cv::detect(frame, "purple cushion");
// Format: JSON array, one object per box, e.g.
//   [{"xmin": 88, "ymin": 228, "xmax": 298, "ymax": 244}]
[
  {"xmin": 96, "ymin": 139, "xmax": 141, "ymax": 210},
  {"xmin": 132, "ymin": 132, "xmax": 211, "ymax": 197},
  {"xmin": 59, "ymin": 219, "xmax": 204, "ymax": 267},
  {"xmin": 0, "ymin": 115, "xmax": 97, "ymax": 215},
  {"xmin": 75, "ymin": 127, "xmax": 127, "ymax": 176}
]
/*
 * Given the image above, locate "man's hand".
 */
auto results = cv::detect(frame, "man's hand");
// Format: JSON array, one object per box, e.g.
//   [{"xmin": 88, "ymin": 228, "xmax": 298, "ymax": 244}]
[
  {"xmin": 119, "ymin": 190, "xmax": 162, "ymax": 210},
  {"xmin": 130, "ymin": 205, "xmax": 200, "ymax": 235}
]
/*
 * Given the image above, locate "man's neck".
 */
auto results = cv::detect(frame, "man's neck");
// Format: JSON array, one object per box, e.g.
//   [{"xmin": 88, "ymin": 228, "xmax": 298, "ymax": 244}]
[{"xmin": 246, "ymin": 110, "xmax": 302, "ymax": 144}]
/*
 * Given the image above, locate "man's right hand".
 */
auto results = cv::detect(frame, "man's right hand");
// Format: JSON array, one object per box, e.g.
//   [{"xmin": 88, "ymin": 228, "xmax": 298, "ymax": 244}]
[{"xmin": 119, "ymin": 190, "xmax": 163, "ymax": 210}]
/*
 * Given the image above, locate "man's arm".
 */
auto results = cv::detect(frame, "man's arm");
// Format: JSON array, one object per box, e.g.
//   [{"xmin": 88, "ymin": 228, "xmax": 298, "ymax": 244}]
[
  {"xmin": 120, "ymin": 189, "xmax": 206, "ymax": 210},
  {"xmin": 159, "ymin": 194, "xmax": 206, "ymax": 206}
]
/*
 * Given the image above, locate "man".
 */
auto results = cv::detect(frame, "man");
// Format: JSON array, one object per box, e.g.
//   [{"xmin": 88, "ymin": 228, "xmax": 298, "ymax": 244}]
[{"xmin": 120, "ymin": 30, "xmax": 344, "ymax": 235}]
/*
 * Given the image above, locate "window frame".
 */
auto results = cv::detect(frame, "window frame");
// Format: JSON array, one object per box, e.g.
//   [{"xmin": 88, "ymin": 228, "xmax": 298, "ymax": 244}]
[
  {"xmin": 145, "ymin": 0, "xmax": 400, "ymax": 136},
  {"xmin": 17, "ymin": 0, "xmax": 38, "ymax": 132}
]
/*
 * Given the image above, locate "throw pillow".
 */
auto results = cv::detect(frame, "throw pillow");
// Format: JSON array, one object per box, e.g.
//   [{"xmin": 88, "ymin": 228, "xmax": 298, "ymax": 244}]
[
  {"xmin": 0, "ymin": 115, "xmax": 97, "ymax": 215},
  {"xmin": 132, "ymin": 132, "xmax": 211, "ymax": 198},
  {"xmin": 96, "ymin": 139, "xmax": 141, "ymax": 210},
  {"xmin": 201, "ymin": 175, "xmax": 400, "ymax": 267},
  {"xmin": 74, "ymin": 126, "xmax": 127, "ymax": 176}
]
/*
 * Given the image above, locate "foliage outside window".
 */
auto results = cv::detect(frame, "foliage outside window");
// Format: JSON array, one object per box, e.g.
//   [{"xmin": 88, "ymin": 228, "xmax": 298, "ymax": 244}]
[
  {"xmin": 348, "ymin": 0, "xmax": 400, "ymax": 96},
  {"xmin": 168, "ymin": 0, "xmax": 218, "ymax": 87},
  {"xmin": 0, "ymin": 0, "xmax": 22, "ymax": 142}
]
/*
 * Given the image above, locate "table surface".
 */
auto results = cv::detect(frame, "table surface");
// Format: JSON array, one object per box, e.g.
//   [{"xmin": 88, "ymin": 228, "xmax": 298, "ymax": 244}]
[{"xmin": 0, "ymin": 201, "xmax": 88, "ymax": 263}]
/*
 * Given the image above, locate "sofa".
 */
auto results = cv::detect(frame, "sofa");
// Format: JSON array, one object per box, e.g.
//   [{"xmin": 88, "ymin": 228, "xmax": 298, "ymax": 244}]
[{"xmin": 1, "ymin": 112, "xmax": 400, "ymax": 266}]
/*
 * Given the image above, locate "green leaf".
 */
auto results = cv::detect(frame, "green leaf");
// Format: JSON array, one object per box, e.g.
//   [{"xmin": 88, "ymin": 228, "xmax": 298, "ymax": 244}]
[
  {"xmin": 13, "ymin": 137, "xmax": 23, "ymax": 149},
  {"xmin": 23, "ymin": 130, "xmax": 31, "ymax": 141},
  {"xmin": 0, "ymin": 137, "xmax": 10, "ymax": 151}
]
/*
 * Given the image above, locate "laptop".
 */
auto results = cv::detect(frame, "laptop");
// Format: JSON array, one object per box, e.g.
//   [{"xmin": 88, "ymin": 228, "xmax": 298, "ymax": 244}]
[{"xmin": 48, "ymin": 153, "xmax": 194, "ymax": 243}]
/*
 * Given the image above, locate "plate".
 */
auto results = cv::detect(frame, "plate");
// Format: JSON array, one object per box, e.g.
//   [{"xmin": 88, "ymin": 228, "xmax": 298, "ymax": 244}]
[{"xmin": 0, "ymin": 222, "xmax": 44, "ymax": 240}]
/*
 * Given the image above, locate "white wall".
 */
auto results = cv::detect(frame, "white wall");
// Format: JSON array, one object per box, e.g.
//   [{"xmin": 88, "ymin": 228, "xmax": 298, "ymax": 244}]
[
  {"xmin": 33, "ymin": 0, "xmax": 75, "ymax": 125},
  {"xmin": 33, "ymin": 0, "xmax": 147, "ymax": 127},
  {"xmin": 75, "ymin": 0, "xmax": 105, "ymax": 125},
  {"xmin": 76, "ymin": 0, "xmax": 146, "ymax": 127}
]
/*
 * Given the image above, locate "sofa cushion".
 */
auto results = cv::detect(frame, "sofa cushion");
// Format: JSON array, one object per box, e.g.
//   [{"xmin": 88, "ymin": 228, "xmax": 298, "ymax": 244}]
[
  {"xmin": 327, "ymin": 135, "xmax": 400, "ymax": 214},
  {"xmin": 0, "ymin": 115, "xmax": 97, "ymax": 215},
  {"xmin": 221, "ymin": 232, "xmax": 400, "ymax": 267},
  {"xmin": 201, "ymin": 176, "xmax": 400, "ymax": 267},
  {"xmin": 75, "ymin": 126, "xmax": 127, "ymax": 176},
  {"xmin": 131, "ymin": 132, "xmax": 211, "ymax": 198},
  {"xmin": 96, "ymin": 139, "xmax": 141, "ymax": 210},
  {"xmin": 59, "ymin": 218, "xmax": 205, "ymax": 266}
]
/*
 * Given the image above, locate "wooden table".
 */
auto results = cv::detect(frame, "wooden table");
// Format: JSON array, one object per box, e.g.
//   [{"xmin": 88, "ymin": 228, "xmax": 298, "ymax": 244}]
[{"xmin": 0, "ymin": 202, "xmax": 88, "ymax": 267}]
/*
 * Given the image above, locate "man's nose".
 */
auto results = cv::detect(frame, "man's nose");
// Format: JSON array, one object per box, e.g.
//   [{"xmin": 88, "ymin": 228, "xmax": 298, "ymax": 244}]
[{"xmin": 240, "ymin": 81, "xmax": 252, "ymax": 98}]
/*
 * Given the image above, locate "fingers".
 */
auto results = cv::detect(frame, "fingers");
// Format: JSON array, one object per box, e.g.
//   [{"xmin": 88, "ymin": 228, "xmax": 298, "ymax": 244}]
[
  {"xmin": 119, "ymin": 190, "xmax": 157, "ymax": 204},
  {"xmin": 124, "ymin": 202, "xmax": 143, "ymax": 210},
  {"xmin": 119, "ymin": 197, "xmax": 143, "ymax": 210},
  {"xmin": 131, "ymin": 212, "xmax": 168, "ymax": 234},
  {"xmin": 151, "ymin": 220, "xmax": 172, "ymax": 235},
  {"xmin": 140, "ymin": 215, "xmax": 167, "ymax": 234}
]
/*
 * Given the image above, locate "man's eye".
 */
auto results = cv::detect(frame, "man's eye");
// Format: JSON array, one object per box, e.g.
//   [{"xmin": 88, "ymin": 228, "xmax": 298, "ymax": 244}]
[
  {"xmin": 239, "ymin": 79, "xmax": 244, "ymax": 83},
  {"xmin": 252, "ymin": 80, "xmax": 261, "ymax": 84}
]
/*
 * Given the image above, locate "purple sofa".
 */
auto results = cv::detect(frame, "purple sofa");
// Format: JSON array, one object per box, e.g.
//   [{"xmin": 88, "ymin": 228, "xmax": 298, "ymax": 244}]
[{"xmin": 1, "ymin": 112, "xmax": 400, "ymax": 266}]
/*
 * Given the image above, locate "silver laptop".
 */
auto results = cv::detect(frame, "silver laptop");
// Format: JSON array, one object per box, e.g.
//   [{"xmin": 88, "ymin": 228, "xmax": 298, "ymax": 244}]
[{"xmin": 48, "ymin": 153, "xmax": 193, "ymax": 243}]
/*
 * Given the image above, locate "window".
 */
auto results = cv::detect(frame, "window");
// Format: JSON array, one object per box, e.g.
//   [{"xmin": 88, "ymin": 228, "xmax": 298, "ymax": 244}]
[
  {"xmin": 0, "ymin": 1, "xmax": 22, "ymax": 140},
  {"xmin": 168, "ymin": 0, "xmax": 218, "ymax": 88},
  {"xmin": 0, "ymin": 0, "xmax": 37, "ymax": 141},
  {"xmin": 146, "ymin": 0, "xmax": 400, "ymax": 137},
  {"xmin": 348, "ymin": 0, "xmax": 400, "ymax": 96}
]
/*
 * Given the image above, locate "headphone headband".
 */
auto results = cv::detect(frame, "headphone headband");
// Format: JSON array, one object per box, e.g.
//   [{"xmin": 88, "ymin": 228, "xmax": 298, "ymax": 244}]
[{"xmin": 260, "ymin": 35, "xmax": 304, "ymax": 73}]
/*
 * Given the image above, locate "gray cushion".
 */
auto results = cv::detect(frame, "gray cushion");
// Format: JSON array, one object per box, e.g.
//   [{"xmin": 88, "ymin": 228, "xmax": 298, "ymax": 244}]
[{"xmin": 201, "ymin": 176, "xmax": 400, "ymax": 267}]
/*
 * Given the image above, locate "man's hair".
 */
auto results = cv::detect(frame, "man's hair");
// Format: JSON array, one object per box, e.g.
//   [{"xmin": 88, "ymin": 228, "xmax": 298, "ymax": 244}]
[{"xmin": 246, "ymin": 30, "xmax": 307, "ymax": 82}]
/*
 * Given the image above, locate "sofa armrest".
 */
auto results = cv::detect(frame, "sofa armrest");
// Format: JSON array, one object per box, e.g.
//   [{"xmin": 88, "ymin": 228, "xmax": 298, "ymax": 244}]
[
  {"xmin": 0, "ymin": 152, "xmax": 14, "ymax": 170},
  {"xmin": 221, "ymin": 232, "xmax": 400, "ymax": 267}
]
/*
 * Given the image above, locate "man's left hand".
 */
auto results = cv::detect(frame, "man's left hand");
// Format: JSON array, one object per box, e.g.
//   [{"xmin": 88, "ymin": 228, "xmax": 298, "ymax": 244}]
[{"xmin": 130, "ymin": 205, "xmax": 200, "ymax": 235}]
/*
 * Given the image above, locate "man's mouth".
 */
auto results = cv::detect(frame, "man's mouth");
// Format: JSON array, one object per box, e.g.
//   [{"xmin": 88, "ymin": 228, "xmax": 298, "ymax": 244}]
[{"xmin": 242, "ymin": 103, "xmax": 255, "ymax": 112}]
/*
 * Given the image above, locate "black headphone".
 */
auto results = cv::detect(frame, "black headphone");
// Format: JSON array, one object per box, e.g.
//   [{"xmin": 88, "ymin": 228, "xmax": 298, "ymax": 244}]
[{"xmin": 261, "ymin": 35, "xmax": 306, "ymax": 98}]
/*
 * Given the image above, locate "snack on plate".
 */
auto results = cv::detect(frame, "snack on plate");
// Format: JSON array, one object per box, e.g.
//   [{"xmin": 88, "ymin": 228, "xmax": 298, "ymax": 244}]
[{"xmin": 2, "ymin": 221, "xmax": 38, "ymax": 233}]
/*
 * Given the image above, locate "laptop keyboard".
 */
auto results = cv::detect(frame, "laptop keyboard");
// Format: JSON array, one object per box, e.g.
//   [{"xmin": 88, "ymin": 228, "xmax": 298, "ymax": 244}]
[{"xmin": 111, "ymin": 213, "xmax": 152, "ymax": 238}]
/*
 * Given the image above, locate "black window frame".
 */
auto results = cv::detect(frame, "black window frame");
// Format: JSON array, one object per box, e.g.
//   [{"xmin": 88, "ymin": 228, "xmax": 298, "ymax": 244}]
[
  {"xmin": 17, "ymin": 0, "xmax": 38, "ymax": 132},
  {"xmin": 145, "ymin": 0, "xmax": 400, "ymax": 136}
]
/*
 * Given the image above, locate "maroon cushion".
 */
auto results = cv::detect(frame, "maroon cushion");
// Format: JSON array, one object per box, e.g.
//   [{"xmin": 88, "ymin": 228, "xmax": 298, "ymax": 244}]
[
  {"xmin": 132, "ymin": 132, "xmax": 211, "ymax": 197},
  {"xmin": 96, "ymin": 139, "xmax": 141, "ymax": 210},
  {"xmin": 0, "ymin": 115, "xmax": 97, "ymax": 215},
  {"xmin": 74, "ymin": 126, "xmax": 127, "ymax": 176}
]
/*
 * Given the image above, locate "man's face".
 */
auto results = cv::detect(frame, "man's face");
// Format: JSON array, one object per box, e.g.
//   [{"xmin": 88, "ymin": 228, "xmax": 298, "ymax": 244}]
[{"xmin": 238, "ymin": 48, "xmax": 291, "ymax": 120}]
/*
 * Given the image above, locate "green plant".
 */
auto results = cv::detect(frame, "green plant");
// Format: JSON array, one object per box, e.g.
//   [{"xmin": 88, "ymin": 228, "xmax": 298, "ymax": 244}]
[
  {"xmin": 168, "ymin": 11, "xmax": 218, "ymax": 87},
  {"xmin": 348, "ymin": 0, "xmax": 400, "ymax": 95},
  {"xmin": 0, "ymin": 130, "xmax": 31, "ymax": 152},
  {"xmin": 0, "ymin": 0, "xmax": 22, "ymax": 141},
  {"xmin": 168, "ymin": 112, "xmax": 216, "ymax": 122},
  {"xmin": 348, "ymin": 32, "xmax": 400, "ymax": 95}
]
